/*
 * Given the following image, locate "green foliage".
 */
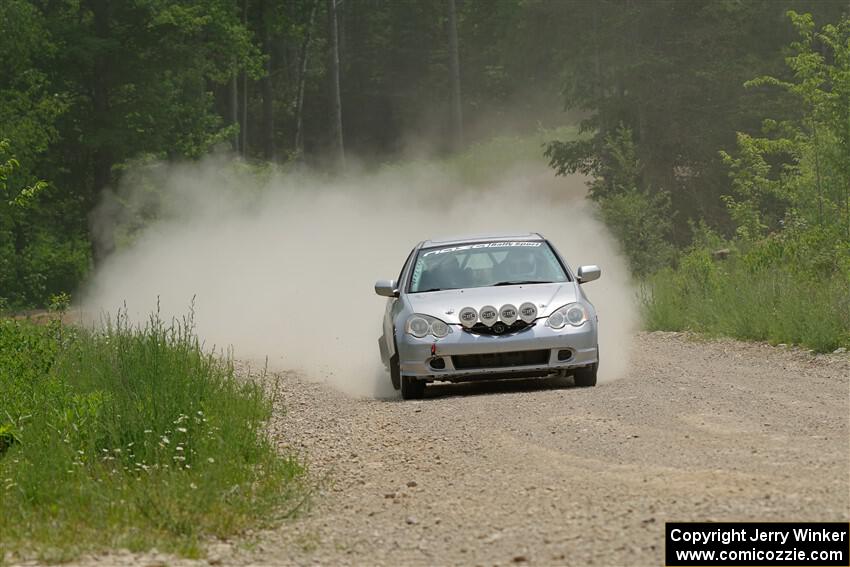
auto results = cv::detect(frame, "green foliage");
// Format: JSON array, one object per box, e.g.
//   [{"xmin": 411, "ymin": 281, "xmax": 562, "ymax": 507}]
[
  {"xmin": 545, "ymin": 123, "xmax": 642, "ymax": 201},
  {"xmin": 0, "ymin": 314, "xmax": 305, "ymax": 562},
  {"xmin": 546, "ymin": 125, "xmax": 676, "ymax": 276},
  {"xmin": 645, "ymin": 10, "xmax": 850, "ymax": 352},
  {"xmin": 1, "ymin": 0, "xmax": 266, "ymax": 302},
  {"xmin": 48, "ymin": 292, "xmax": 71, "ymax": 314},
  {"xmin": 643, "ymin": 245, "xmax": 850, "ymax": 352},
  {"xmin": 0, "ymin": 139, "xmax": 46, "ymax": 208},
  {"xmin": 739, "ymin": 10, "xmax": 850, "ymax": 237},
  {"xmin": 719, "ymin": 130, "xmax": 799, "ymax": 240},
  {"xmin": 599, "ymin": 188, "xmax": 676, "ymax": 277},
  {"xmin": 0, "ymin": 423, "xmax": 20, "ymax": 455},
  {"xmin": 0, "ymin": 140, "xmax": 89, "ymax": 308}
]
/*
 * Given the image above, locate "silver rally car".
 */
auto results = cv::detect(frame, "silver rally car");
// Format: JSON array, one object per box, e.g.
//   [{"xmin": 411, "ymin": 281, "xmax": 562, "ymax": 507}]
[{"xmin": 375, "ymin": 233, "xmax": 601, "ymax": 399}]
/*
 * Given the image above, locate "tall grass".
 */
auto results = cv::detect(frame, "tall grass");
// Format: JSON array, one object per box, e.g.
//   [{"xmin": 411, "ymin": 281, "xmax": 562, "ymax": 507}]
[
  {"xmin": 0, "ymin": 312, "xmax": 304, "ymax": 563},
  {"xmin": 643, "ymin": 249, "xmax": 850, "ymax": 352}
]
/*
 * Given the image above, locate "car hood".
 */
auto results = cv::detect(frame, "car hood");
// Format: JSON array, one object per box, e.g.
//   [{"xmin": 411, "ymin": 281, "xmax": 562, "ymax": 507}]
[{"xmin": 404, "ymin": 283, "xmax": 578, "ymax": 324}]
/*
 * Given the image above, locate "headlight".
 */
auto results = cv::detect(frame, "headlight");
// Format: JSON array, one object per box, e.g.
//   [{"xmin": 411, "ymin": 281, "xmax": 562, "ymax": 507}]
[
  {"xmin": 548, "ymin": 310, "xmax": 565, "ymax": 329},
  {"xmin": 405, "ymin": 314, "xmax": 453, "ymax": 339},
  {"xmin": 431, "ymin": 319, "xmax": 450, "ymax": 338},
  {"xmin": 407, "ymin": 316, "xmax": 430, "ymax": 338},
  {"xmin": 566, "ymin": 305, "xmax": 587, "ymax": 325},
  {"xmin": 547, "ymin": 303, "xmax": 589, "ymax": 329}
]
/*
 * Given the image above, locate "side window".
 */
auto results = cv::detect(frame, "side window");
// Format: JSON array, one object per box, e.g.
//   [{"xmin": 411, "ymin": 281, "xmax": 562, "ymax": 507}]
[
  {"xmin": 541, "ymin": 244, "xmax": 564, "ymax": 279},
  {"xmin": 397, "ymin": 248, "xmax": 416, "ymax": 289},
  {"xmin": 545, "ymin": 241, "xmax": 572, "ymax": 281}
]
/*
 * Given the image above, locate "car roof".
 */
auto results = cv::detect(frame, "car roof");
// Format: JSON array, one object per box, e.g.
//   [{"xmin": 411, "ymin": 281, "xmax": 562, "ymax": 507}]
[{"xmin": 420, "ymin": 232, "xmax": 545, "ymax": 249}]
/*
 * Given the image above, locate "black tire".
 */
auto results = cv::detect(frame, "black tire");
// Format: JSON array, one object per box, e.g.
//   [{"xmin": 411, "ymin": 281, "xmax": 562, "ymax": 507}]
[
  {"xmin": 400, "ymin": 375, "xmax": 426, "ymax": 399},
  {"xmin": 573, "ymin": 363, "xmax": 598, "ymax": 387},
  {"xmin": 389, "ymin": 352, "xmax": 401, "ymax": 390}
]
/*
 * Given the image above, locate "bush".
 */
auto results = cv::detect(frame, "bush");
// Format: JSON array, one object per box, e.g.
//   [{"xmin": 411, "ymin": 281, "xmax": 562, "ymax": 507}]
[
  {"xmin": 598, "ymin": 187, "xmax": 677, "ymax": 277},
  {"xmin": 643, "ymin": 245, "xmax": 850, "ymax": 352},
  {"xmin": 0, "ymin": 313, "xmax": 305, "ymax": 562}
]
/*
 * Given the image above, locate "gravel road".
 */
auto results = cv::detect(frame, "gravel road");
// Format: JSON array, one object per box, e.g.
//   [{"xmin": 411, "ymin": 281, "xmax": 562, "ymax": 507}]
[
  {"xmin": 226, "ymin": 332, "xmax": 848, "ymax": 566},
  {"xmin": 52, "ymin": 332, "xmax": 850, "ymax": 567}
]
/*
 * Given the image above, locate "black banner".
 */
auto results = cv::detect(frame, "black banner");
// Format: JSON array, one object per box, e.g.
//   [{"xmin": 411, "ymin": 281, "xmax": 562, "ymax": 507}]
[{"xmin": 666, "ymin": 522, "xmax": 849, "ymax": 566}]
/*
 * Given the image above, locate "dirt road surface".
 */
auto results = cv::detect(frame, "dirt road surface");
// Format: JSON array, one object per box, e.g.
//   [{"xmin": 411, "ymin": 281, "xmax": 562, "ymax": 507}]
[
  {"xmin": 224, "ymin": 332, "xmax": 847, "ymax": 566},
  {"xmin": 59, "ymin": 332, "xmax": 849, "ymax": 567}
]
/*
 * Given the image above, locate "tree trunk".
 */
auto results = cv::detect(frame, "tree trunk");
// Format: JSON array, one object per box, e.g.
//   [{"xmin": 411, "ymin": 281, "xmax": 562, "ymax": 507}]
[
  {"xmin": 260, "ymin": 0, "xmax": 275, "ymax": 161},
  {"xmin": 295, "ymin": 0, "xmax": 319, "ymax": 159},
  {"xmin": 230, "ymin": 72, "xmax": 239, "ymax": 152},
  {"xmin": 327, "ymin": 0, "xmax": 344, "ymax": 166},
  {"xmin": 447, "ymin": 0, "xmax": 463, "ymax": 151},
  {"xmin": 241, "ymin": 69, "xmax": 248, "ymax": 156},
  {"xmin": 89, "ymin": 0, "xmax": 115, "ymax": 265},
  {"xmin": 240, "ymin": 0, "xmax": 249, "ymax": 157},
  {"xmin": 592, "ymin": 2, "xmax": 601, "ymax": 99},
  {"xmin": 261, "ymin": 51, "xmax": 275, "ymax": 160}
]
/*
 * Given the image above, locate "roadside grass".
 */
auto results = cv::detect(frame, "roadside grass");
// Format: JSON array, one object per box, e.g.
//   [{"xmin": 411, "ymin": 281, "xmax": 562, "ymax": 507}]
[
  {"xmin": 642, "ymin": 251, "xmax": 850, "ymax": 353},
  {"xmin": 0, "ymin": 312, "xmax": 305, "ymax": 564}
]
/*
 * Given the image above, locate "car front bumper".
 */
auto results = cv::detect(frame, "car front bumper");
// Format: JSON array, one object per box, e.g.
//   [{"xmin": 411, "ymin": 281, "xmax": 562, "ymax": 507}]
[{"xmin": 397, "ymin": 320, "xmax": 598, "ymax": 382}]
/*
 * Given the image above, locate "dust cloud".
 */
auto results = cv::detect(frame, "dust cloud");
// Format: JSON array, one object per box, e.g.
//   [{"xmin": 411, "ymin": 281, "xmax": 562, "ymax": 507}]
[{"xmin": 82, "ymin": 155, "xmax": 638, "ymax": 397}]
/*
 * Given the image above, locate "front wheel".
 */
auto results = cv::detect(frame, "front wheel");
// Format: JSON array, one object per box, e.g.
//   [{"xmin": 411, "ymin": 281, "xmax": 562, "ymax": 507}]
[
  {"xmin": 389, "ymin": 352, "xmax": 401, "ymax": 390},
  {"xmin": 400, "ymin": 375, "xmax": 426, "ymax": 399},
  {"xmin": 573, "ymin": 363, "xmax": 597, "ymax": 387}
]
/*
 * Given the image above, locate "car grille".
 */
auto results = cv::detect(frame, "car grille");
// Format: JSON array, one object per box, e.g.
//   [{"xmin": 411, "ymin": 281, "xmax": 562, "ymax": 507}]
[
  {"xmin": 452, "ymin": 349, "xmax": 550, "ymax": 370},
  {"xmin": 463, "ymin": 320, "xmax": 533, "ymax": 336}
]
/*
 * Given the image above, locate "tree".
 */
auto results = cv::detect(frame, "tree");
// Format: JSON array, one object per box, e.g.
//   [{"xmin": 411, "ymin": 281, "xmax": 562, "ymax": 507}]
[
  {"xmin": 40, "ymin": 0, "xmax": 259, "ymax": 262},
  {"xmin": 327, "ymin": 0, "xmax": 344, "ymax": 166},
  {"xmin": 258, "ymin": 0, "xmax": 275, "ymax": 160},
  {"xmin": 446, "ymin": 0, "xmax": 463, "ymax": 150},
  {"xmin": 546, "ymin": 0, "xmax": 848, "ymax": 244},
  {"xmin": 295, "ymin": 0, "xmax": 319, "ymax": 159},
  {"xmin": 722, "ymin": 10, "xmax": 850, "ymax": 243}
]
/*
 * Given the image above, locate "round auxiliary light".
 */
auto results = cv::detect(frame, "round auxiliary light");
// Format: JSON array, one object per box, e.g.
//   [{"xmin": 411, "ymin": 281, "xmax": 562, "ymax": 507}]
[
  {"xmin": 479, "ymin": 305, "xmax": 498, "ymax": 327},
  {"xmin": 459, "ymin": 306, "xmax": 478, "ymax": 328},
  {"xmin": 409, "ymin": 316, "xmax": 430, "ymax": 338},
  {"xmin": 500, "ymin": 304, "xmax": 518, "ymax": 326},
  {"xmin": 431, "ymin": 319, "xmax": 450, "ymax": 338},
  {"xmin": 566, "ymin": 305, "xmax": 586, "ymax": 326},
  {"xmin": 519, "ymin": 302, "xmax": 537, "ymax": 324}
]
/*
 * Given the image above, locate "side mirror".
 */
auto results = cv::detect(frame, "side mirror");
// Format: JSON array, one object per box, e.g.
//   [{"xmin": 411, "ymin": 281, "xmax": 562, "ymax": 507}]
[
  {"xmin": 576, "ymin": 265, "xmax": 601, "ymax": 284},
  {"xmin": 374, "ymin": 279, "xmax": 399, "ymax": 297}
]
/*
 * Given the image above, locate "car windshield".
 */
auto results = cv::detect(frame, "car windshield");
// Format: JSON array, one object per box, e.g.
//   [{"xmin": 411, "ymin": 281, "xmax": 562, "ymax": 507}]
[{"xmin": 408, "ymin": 240, "xmax": 569, "ymax": 293}]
